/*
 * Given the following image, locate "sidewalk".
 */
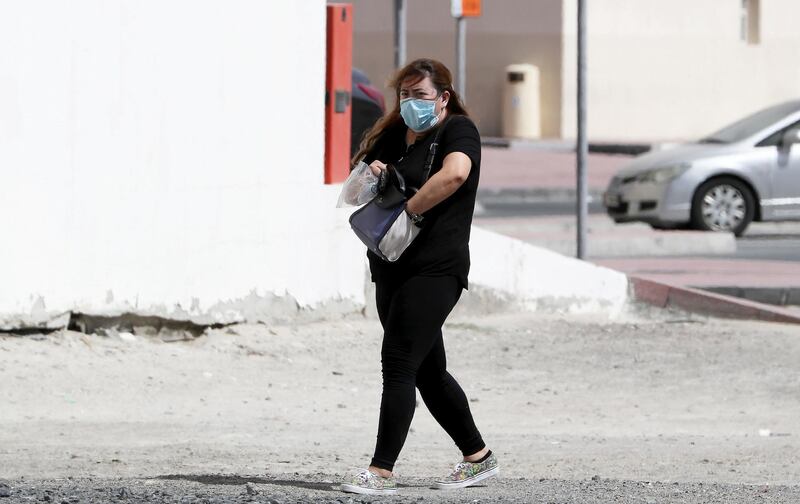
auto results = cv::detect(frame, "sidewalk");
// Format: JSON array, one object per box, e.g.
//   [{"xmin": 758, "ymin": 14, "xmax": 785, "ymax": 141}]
[
  {"xmin": 594, "ymin": 257, "xmax": 800, "ymax": 289},
  {"xmin": 477, "ymin": 146, "xmax": 800, "ymax": 319},
  {"xmin": 474, "ymin": 214, "xmax": 800, "ymax": 321},
  {"xmin": 479, "ymin": 147, "xmax": 627, "ymax": 199},
  {"xmin": 595, "ymin": 257, "xmax": 800, "ymax": 317},
  {"xmin": 473, "ymin": 214, "xmax": 737, "ymax": 257}
]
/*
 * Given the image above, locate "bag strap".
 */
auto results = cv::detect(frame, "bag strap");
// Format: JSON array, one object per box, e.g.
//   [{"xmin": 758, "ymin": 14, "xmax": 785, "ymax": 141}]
[{"xmin": 420, "ymin": 116, "xmax": 452, "ymax": 185}]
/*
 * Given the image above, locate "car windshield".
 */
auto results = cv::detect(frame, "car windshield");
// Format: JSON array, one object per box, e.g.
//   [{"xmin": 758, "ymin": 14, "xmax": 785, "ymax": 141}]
[{"xmin": 699, "ymin": 101, "xmax": 800, "ymax": 144}]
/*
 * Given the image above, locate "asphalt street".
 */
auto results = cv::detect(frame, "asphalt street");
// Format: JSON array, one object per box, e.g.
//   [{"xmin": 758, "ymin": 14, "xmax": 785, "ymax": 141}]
[
  {"xmin": 735, "ymin": 236, "xmax": 800, "ymax": 262},
  {"xmin": 476, "ymin": 199, "xmax": 607, "ymax": 218}
]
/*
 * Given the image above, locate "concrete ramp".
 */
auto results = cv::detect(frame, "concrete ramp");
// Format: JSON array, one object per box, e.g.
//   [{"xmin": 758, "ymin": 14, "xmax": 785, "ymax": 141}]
[{"xmin": 463, "ymin": 226, "xmax": 630, "ymax": 317}]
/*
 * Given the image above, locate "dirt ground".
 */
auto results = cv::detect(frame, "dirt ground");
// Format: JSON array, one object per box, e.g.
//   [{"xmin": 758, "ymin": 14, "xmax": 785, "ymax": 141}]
[{"xmin": 1, "ymin": 308, "xmax": 799, "ymax": 502}]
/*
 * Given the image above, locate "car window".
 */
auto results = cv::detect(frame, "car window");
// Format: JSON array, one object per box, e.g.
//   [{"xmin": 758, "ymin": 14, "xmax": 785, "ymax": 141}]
[
  {"xmin": 756, "ymin": 119, "xmax": 800, "ymax": 147},
  {"xmin": 699, "ymin": 101, "xmax": 800, "ymax": 144}
]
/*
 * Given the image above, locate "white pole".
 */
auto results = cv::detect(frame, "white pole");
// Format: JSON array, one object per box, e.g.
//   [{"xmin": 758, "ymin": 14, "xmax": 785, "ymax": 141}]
[
  {"xmin": 455, "ymin": 16, "xmax": 467, "ymax": 100},
  {"xmin": 576, "ymin": 0, "xmax": 588, "ymax": 259},
  {"xmin": 394, "ymin": 0, "xmax": 406, "ymax": 69}
]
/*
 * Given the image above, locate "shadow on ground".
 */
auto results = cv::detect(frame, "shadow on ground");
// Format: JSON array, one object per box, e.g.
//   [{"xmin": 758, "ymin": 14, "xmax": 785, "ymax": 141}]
[
  {"xmin": 155, "ymin": 474, "xmax": 336, "ymax": 492},
  {"xmin": 154, "ymin": 474, "xmax": 491, "ymax": 492}
]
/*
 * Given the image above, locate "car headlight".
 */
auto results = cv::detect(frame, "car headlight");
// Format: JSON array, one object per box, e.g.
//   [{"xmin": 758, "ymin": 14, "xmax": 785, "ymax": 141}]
[{"xmin": 636, "ymin": 163, "xmax": 691, "ymax": 184}]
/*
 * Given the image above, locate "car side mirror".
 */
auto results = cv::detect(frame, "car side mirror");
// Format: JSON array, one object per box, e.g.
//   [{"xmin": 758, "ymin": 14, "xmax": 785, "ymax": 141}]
[{"xmin": 780, "ymin": 127, "xmax": 800, "ymax": 150}]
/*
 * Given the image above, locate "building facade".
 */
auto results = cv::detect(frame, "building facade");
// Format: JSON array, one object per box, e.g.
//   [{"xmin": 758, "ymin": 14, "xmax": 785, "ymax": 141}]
[{"xmin": 344, "ymin": 0, "xmax": 800, "ymax": 142}]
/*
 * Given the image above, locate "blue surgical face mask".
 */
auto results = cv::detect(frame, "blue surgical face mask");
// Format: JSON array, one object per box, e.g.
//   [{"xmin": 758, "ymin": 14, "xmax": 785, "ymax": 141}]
[{"xmin": 400, "ymin": 97, "xmax": 441, "ymax": 132}]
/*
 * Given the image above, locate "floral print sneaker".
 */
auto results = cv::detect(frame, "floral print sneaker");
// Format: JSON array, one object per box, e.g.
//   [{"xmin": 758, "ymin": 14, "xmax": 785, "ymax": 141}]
[
  {"xmin": 434, "ymin": 453, "xmax": 500, "ymax": 490},
  {"xmin": 341, "ymin": 469, "xmax": 398, "ymax": 495}
]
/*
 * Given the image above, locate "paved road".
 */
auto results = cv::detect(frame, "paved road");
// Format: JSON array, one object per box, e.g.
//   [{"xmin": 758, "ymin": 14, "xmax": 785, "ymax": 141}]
[
  {"xmin": 476, "ymin": 199, "xmax": 606, "ymax": 218},
  {"xmin": 734, "ymin": 237, "xmax": 800, "ymax": 262}
]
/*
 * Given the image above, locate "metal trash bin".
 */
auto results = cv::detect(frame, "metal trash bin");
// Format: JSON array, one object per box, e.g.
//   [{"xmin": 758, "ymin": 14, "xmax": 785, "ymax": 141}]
[{"xmin": 502, "ymin": 64, "xmax": 541, "ymax": 139}]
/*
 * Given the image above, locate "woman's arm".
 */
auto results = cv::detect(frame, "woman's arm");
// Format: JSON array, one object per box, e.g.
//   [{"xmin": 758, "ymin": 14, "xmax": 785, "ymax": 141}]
[{"xmin": 405, "ymin": 151, "xmax": 472, "ymax": 215}]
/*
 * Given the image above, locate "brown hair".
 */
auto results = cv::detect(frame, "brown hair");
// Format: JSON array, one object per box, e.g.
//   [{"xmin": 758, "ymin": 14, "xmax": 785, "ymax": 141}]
[{"xmin": 351, "ymin": 58, "xmax": 469, "ymax": 167}]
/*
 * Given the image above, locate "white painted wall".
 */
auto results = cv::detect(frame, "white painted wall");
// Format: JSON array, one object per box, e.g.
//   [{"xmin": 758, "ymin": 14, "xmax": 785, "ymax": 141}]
[
  {"xmin": 0, "ymin": 0, "xmax": 368, "ymax": 328},
  {"xmin": 561, "ymin": 0, "xmax": 800, "ymax": 142},
  {"xmin": 468, "ymin": 227, "xmax": 629, "ymax": 316}
]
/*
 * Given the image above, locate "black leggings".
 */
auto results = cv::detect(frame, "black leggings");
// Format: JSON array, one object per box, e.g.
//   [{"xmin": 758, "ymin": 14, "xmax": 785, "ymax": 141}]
[{"xmin": 370, "ymin": 274, "xmax": 485, "ymax": 471}]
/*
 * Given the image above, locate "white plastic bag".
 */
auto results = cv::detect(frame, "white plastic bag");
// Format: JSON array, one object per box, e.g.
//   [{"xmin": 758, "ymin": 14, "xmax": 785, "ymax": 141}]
[
  {"xmin": 378, "ymin": 210, "xmax": 420, "ymax": 261},
  {"xmin": 336, "ymin": 161, "xmax": 380, "ymax": 208}
]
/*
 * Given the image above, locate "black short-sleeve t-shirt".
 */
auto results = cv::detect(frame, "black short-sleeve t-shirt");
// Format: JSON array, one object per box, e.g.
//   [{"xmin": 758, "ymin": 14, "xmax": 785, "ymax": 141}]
[{"xmin": 362, "ymin": 114, "xmax": 481, "ymax": 289}]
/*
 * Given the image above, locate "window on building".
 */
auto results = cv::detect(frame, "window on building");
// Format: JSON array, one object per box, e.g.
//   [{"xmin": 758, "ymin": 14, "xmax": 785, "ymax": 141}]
[{"xmin": 740, "ymin": 0, "xmax": 761, "ymax": 45}]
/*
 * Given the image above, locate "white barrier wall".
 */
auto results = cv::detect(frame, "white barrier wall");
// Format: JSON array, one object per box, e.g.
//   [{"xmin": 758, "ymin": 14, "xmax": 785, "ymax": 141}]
[
  {"xmin": 468, "ymin": 228, "xmax": 629, "ymax": 316},
  {"xmin": 0, "ymin": 1, "xmax": 368, "ymax": 328}
]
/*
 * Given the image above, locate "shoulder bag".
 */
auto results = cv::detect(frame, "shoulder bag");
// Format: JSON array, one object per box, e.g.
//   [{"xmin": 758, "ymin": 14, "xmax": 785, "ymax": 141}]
[{"xmin": 348, "ymin": 118, "xmax": 449, "ymax": 262}]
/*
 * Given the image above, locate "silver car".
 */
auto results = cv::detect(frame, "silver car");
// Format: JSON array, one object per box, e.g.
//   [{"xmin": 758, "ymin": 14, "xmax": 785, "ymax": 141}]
[{"xmin": 603, "ymin": 100, "xmax": 800, "ymax": 236}]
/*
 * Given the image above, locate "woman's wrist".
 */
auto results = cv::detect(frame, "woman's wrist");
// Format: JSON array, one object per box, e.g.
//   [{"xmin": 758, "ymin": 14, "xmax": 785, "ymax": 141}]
[
  {"xmin": 405, "ymin": 203, "xmax": 424, "ymax": 225},
  {"xmin": 405, "ymin": 198, "xmax": 421, "ymax": 215}
]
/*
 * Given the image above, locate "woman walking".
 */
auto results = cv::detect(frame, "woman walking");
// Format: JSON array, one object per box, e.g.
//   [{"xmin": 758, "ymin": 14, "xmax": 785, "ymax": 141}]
[{"xmin": 341, "ymin": 59, "xmax": 498, "ymax": 495}]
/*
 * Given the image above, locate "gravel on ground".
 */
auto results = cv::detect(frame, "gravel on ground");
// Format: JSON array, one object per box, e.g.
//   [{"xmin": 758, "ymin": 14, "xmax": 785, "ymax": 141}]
[{"xmin": 1, "ymin": 309, "xmax": 798, "ymax": 502}]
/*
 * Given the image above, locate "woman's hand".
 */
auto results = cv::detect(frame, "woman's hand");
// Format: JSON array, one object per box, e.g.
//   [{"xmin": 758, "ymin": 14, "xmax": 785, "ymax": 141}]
[{"xmin": 369, "ymin": 160, "xmax": 387, "ymax": 176}]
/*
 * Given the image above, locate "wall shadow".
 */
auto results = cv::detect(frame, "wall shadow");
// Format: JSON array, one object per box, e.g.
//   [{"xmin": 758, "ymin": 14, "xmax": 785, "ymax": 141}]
[{"xmin": 154, "ymin": 474, "xmax": 336, "ymax": 492}]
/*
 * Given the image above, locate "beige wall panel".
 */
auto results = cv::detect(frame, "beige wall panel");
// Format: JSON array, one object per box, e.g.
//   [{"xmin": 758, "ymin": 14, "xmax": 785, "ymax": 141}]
[
  {"xmin": 342, "ymin": 0, "xmax": 564, "ymax": 137},
  {"xmin": 561, "ymin": 0, "xmax": 800, "ymax": 142}
]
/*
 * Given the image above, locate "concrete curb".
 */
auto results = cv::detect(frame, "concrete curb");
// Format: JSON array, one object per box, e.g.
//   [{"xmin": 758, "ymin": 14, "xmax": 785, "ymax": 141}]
[
  {"xmin": 477, "ymin": 187, "xmax": 605, "ymax": 204},
  {"xmin": 630, "ymin": 275, "xmax": 800, "ymax": 325},
  {"xmin": 481, "ymin": 137, "xmax": 652, "ymax": 155},
  {"xmin": 700, "ymin": 286, "xmax": 800, "ymax": 307}
]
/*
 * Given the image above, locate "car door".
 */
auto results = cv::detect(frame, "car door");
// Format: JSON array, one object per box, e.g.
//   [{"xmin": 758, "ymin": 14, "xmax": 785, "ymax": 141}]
[{"xmin": 757, "ymin": 120, "xmax": 800, "ymax": 220}]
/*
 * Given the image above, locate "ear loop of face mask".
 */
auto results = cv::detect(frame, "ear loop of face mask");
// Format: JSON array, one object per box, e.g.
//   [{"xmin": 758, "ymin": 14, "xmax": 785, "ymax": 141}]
[
  {"xmin": 434, "ymin": 92, "xmax": 450, "ymax": 123},
  {"xmin": 431, "ymin": 93, "xmax": 444, "ymax": 120}
]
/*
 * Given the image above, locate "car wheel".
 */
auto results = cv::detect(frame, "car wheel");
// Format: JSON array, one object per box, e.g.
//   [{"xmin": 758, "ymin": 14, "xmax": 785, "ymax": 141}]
[{"xmin": 691, "ymin": 177, "xmax": 755, "ymax": 236}]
